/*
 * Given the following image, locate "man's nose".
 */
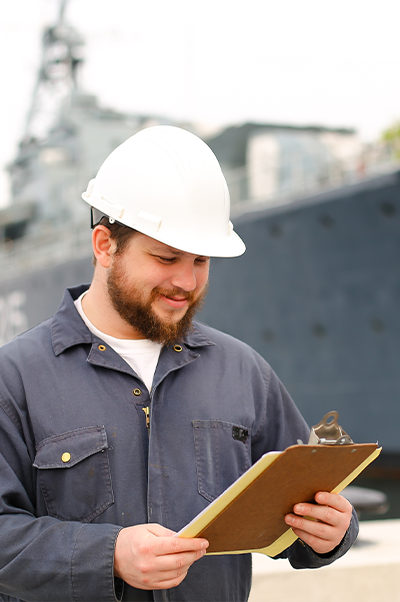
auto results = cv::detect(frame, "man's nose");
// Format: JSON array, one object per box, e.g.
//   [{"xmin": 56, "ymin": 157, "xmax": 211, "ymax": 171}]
[{"xmin": 170, "ymin": 263, "xmax": 197, "ymax": 292}]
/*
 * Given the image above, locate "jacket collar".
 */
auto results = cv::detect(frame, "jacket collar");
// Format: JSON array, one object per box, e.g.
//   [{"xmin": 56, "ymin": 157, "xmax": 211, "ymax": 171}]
[{"xmin": 51, "ymin": 284, "xmax": 215, "ymax": 356}]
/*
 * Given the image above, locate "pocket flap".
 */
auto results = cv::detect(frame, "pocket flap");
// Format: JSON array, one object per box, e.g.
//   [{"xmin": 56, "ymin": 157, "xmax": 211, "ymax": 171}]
[{"xmin": 33, "ymin": 426, "xmax": 108, "ymax": 469}]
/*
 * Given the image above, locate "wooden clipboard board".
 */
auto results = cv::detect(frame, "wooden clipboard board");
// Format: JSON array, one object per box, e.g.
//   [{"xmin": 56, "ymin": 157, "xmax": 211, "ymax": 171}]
[{"xmin": 177, "ymin": 413, "xmax": 380, "ymax": 557}]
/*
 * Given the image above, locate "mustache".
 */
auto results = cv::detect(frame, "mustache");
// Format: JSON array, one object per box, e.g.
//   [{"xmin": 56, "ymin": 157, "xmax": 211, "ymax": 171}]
[{"xmin": 152, "ymin": 287, "xmax": 196, "ymax": 302}]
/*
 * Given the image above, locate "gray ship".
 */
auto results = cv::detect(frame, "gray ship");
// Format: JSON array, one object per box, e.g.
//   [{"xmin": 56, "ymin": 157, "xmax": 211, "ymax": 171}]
[{"xmin": 1, "ymin": 1, "xmax": 399, "ymax": 467}]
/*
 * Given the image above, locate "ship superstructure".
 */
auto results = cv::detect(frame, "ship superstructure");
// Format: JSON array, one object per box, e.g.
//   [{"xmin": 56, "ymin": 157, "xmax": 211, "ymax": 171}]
[{"xmin": 0, "ymin": 0, "xmax": 172, "ymax": 271}]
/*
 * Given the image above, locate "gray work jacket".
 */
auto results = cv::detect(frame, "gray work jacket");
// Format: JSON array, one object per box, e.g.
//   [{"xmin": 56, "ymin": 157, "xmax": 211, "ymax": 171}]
[{"xmin": 0, "ymin": 285, "xmax": 358, "ymax": 602}]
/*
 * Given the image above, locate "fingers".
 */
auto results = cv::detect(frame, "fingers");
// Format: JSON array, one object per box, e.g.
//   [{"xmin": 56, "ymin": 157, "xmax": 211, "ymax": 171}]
[
  {"xmin": 284, "ymin": 492, "xmax": 353, "ymax": 555},
  {"xmin": 141, "ymin": 532, "xmax": 208, "ymax": 562},
  {"xmin": 114, "ymin": 524, "xmax": 209, "ymax": 590},
  {"xmin": 135, "ymin": 534, "xmax": 209, "ymax": 590},
  {"xmin": 292, "ymin": 492, "xmax": 353, "ymax": 524},
  {"xmin": 314, "ymin": 492, "xmax": 353, "ymax": 515},
  {"xmin": 139, "ymin": 543, "xmax": 207, "ymax": 590}
]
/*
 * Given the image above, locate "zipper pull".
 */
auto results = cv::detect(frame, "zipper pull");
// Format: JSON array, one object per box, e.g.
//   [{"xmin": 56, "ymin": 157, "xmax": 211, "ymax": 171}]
[{"xmin": 142, "ymin": 406, "xmax": 150, "ymax": 435}]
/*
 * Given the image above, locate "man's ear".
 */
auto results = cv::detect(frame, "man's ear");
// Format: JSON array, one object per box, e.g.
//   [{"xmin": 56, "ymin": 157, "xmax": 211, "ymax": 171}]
[{"xmin": 92, "ymin": 225, "xmax": 116, "ymax": 268}]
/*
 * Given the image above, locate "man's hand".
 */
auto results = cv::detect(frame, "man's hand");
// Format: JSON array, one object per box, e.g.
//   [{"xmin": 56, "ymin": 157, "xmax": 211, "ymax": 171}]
[
  {"xmin": 114, "ymin": 523, "xmax": 209, "ymax": 590},
  {"xmin": 284, "ymin": 492, "xmax": 353, "ymax": 555}
]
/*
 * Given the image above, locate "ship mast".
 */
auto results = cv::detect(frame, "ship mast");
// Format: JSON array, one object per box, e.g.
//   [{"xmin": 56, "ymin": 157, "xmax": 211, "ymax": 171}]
[{"xmin": 22, "ymin": 0, "xmax": 84, "ymax": 144}]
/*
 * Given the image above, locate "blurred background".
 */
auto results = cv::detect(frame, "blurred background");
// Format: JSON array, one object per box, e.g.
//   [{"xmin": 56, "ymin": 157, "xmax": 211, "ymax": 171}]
[{"xmin": 0, "ymin": 0, "xmax": 399, "ymax": 520}]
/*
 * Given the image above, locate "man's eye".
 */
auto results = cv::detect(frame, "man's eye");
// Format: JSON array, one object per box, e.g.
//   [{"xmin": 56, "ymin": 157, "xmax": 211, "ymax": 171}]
[{"xmin": 158, "ymin": 256, "xmax": 175, "ymax": 263}]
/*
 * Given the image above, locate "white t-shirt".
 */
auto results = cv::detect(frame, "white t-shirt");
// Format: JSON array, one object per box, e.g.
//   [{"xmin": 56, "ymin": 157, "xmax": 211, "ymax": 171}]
[{"xmin": 74, "ymin": 293, "xmax": 162, "ymax": 392}]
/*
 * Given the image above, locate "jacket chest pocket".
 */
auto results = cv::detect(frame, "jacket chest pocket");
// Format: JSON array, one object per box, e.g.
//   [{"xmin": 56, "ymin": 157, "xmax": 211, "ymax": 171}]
[
  {"xmin": 33, "ymin": 426, "xmax": 114, "ymax": 522},
  {"xmin": 192, "ymin": 420, "xmax": 251, "ymax": 502}
]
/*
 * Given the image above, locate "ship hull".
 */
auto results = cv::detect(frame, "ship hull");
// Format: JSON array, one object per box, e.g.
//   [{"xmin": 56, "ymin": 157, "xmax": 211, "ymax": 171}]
[{"xmin": 201, "ymin": 170, "xmax": 400, "ymax": 452}]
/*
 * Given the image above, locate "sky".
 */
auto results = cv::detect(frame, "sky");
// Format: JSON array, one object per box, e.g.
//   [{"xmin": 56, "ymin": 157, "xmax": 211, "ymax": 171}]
[{"xmin": 1, "ymin": 0, "xmax": 399, "ymax": 206}]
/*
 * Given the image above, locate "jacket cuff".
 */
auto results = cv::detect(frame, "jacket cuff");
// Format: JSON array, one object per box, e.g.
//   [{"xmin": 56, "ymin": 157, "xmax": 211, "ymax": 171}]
[{"xmin": 71, "ymin": 523, "xmax": 124, "ymax": 601}]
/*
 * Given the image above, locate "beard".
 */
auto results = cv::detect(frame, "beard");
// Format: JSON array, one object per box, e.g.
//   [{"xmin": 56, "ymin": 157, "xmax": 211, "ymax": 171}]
[{"xmin": 107, "ymin": 259, "xmax": 208, "ymax": 346}]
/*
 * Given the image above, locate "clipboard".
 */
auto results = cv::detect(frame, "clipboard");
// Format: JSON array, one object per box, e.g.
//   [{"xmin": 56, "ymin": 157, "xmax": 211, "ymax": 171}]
[{"xmin": 177, "ymin": 412, "xmax": 381, "ymax": 557}]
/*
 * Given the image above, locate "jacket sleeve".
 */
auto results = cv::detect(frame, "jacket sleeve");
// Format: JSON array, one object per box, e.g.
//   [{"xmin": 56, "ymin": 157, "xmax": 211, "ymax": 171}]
[{"xmin": 0, "ymin": 404, "xmax": 123, "ymax": 602}]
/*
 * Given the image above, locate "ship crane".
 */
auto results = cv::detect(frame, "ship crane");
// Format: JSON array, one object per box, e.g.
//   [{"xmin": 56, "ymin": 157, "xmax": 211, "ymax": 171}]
[
  {"xmin": 4, "ymin": 0, "xmax": 86, "ymax": 241},
  {"xmin": 22, "ymin": 0, "xmax": 84, "ymax": 145},
  {"xmin": 2, "ymin": 0, "xmax": 153, "ymax": 246}
]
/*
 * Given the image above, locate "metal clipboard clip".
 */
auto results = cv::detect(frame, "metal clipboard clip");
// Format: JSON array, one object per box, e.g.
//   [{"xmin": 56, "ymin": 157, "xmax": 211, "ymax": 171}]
[{"xmin": 307, "ymin": 411, "xmax": 354, "ymax": 445}]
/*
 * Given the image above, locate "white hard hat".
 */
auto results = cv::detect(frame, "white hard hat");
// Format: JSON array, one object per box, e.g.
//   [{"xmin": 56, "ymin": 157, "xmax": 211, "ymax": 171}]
[{"xmin": 81, "ymin": 125, "xmax": 245, "ymax": 257}]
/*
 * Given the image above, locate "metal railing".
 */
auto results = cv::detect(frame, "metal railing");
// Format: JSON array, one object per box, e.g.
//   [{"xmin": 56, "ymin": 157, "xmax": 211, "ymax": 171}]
[
  {"xmin": 0, "ymin": 221, "xmax": 93, "ymax": 278},
  {"xmin": 229, "ymin": 146, "xmax": 400, "ymax": 214}
]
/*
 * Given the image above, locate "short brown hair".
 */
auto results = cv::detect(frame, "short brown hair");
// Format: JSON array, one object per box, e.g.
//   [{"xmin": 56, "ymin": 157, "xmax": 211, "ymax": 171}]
[{"xmin": 92, "ymin": 218, "xmax": 137, "ymax": 266}]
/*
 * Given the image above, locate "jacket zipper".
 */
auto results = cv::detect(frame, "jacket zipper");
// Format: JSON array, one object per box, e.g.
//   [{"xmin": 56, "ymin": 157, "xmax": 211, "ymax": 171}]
[{"xmin": 142, "ymin": 406, "xmax": 150, "ymax": 435}]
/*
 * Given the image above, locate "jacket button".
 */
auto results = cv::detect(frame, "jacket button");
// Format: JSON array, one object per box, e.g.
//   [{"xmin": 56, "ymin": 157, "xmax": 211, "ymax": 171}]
[
  {"xmin": 98, "ymin": 344, "xmax": 106, "ymax": 351},
  {"xmin": 61, "ymin": 452, "xmax": 71, "ymax": 463},
  {"xmin": 173, "ymin": 345, "xmax": 183, "ymax": 352},
  {"xmin": 133, "ymin": 388, "xmax": 142, "ymax": 396}
]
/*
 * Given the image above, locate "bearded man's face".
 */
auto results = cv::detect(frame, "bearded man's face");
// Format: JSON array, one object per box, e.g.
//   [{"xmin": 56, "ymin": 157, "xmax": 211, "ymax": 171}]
[{"xmin": 107, "ymin": 233, "xmax": 209, "ymax": 345}]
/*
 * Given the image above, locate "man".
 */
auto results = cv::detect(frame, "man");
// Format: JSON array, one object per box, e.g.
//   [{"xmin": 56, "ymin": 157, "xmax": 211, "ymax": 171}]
[{"xmin": 0, "ymin": 126, "xmax": 356, "ymax": 602}]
